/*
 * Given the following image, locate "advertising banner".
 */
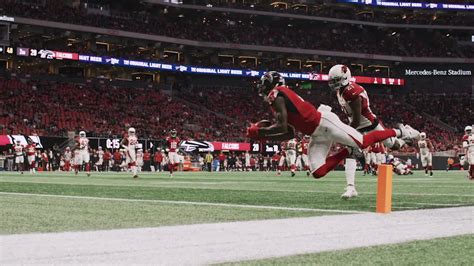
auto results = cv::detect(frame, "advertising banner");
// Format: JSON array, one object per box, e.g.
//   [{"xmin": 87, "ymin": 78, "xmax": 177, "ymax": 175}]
[
  {"xmin": 16, "ymin": 47, "xmax": 405, "ymax": 86},
  {"xmin": 337, "ymin": 0, "xmax": 474, "ymax": 10},
  {"xmin": 212, "ymin": 142, "xmax": 250, "ymax": 151},
  {"xmin": 1, "ymin": 135, "xmax": 44, "ymax": 148}
]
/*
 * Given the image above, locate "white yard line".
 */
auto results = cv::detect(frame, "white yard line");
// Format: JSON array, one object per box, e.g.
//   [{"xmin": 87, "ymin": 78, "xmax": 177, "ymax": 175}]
[
  {"xmin": 1, "ymin": 180, "xmax": 473, "ymax": 197},
  {"xmin": 1, "ymin": 206, "xmax": 472, "ymax": 265},
  {"xmin": 412, "ymin": 202, "xmax": 469, "ymax": 206},
  {"xmin": 0, "ymin": 192, "xmax": 366, "ymax": 214}
]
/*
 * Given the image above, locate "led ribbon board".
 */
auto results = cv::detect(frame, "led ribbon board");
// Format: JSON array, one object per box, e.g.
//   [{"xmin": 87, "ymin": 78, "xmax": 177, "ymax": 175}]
[
  {"xmin": 337, "ymin": 0, "xmax": 474, "ymax": 10},
  {"xmin": 14, "ymin": 47, "xmax": 405, "ymax": 86}
]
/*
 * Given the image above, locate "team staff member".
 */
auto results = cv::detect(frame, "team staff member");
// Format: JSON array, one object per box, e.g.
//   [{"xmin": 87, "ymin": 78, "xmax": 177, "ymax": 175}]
[{"xmin": 205, "ymin": 152, "xmax": 213, "ymax": 172}]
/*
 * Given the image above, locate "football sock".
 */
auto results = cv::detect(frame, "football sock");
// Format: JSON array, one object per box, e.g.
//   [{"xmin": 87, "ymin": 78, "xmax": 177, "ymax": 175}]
[{"xmin": 345, "ymin": 158, "xmax": 357, "ymax": 186}]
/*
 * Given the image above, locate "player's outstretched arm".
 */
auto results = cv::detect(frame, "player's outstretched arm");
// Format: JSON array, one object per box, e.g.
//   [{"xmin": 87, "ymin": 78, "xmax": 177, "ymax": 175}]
[{"xmin": 258, "ymin": 97, "xmax": 292, "ymax": 139}]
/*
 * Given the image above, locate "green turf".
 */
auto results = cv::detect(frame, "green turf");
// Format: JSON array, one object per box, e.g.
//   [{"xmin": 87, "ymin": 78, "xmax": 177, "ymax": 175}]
[
  {"xmin": 0, "ymin": 170, "xmax": 472, "ymax": 234},
  {"xmin": 0, "ymin": 194, "xmax": 323, "ymax": 234},
  {"xmin": 224, "ymin": 234, "xmax": 474, "ymax": 265}
]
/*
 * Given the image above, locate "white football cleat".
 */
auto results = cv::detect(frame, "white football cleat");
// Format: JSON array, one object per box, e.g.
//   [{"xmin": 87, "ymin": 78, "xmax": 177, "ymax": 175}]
[
  {"xmin": 397, "ymin": 124, "xmax": 420, "ymax": 141},
  {"xmin": 404, "ymin": 124, "xmax": 421, "ymax": 140},
  {"xmin": 341, "ymin": 185, "xmax": 358, "ymax": 199}
]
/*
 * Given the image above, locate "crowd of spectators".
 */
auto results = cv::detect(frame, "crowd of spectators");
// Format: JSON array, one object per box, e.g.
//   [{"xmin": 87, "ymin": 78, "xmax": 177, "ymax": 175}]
[
  {"xmin": 1, "ymin": 1, "xmax": 472, "ymax": 58},
  {"xmin": 0, "ymin": 78, "xmax": 246, "ymax": 141},
  {"xmin": 404, "ymin": 93, "xmax": 472, "ymax": 133}
]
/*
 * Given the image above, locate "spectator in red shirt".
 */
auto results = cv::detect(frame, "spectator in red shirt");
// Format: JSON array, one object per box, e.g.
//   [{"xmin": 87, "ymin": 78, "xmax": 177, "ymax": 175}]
[
  {"xmin": 113, "ymin": 149, "xmax": 122, "ymax": 172},
  {"xmin": 103, "ymin": 149, "xmax": 112, "ymax": 172},
  {"xmin": 218, "ymin": 152, "xmax": 226, "ymax": 172},
  {"xmin": 143, "ymin": 150, "xmax": 151, "ymax": 171},
  {"xmin": 250, "ymin": 156, "xmax": 256, "ymax": 172},
  {"xmin": 271, "ymin": 153, "xmax": 280, "ymax": 171},
  {"xmin": 41, "ymin": 151, "xmax": 49, "ymax": 171},
  {"xmin": 154, "ymin": 149, "xmax": 163, "ymax": 172}
]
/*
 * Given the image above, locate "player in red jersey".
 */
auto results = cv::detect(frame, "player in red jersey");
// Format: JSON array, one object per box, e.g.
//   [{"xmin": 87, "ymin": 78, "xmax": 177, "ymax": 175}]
[
  {"xmin": 13, "ymin": 140, "xmax": 25, "ymax": 174},
  {"xmin": 166, "ymin": 129, "xmax": 180, "ymax": 177},
  {"xmin": 25, "ymin": 140, "xmax": 37, "ymax": 174},
  {"xmin": 370, "ymin": 142, "xmax": 386, "ymax": 172},
  {"xmin": 329, "ymin": 64, "xmax": 411, "ymax": 198},
  {"xmin": 246, "ymin": 71, "xmax": 420, "ymax": 181},
  {"xmin": 121, "ymin": 127, "xmax": 139, "ymax": 178},
  {"xmin": 300, "ymin": 135, "xmax": 310, "ymax": 176}
]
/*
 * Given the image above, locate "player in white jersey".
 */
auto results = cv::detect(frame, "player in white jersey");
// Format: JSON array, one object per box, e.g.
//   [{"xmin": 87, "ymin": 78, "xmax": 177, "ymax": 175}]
[
  {"xmin": 300, "ymin": 135, "xmax": 310, "ymax": 176},
  {"xmin": 462, "ymin": 126, "xmax": 474, "ymax": 180},
  {"xmin": 121, "ymin": 127, "xmax": 139, "ymax": 178},
  {"xmin": 63, "ymin": 147, "xmax": 72, "ymax": 172},
  {"xmin": 244, "ymin": 151, "xmax": 251, "ymax": 171},
  {"xmin": 387, "ymin": 155, "xmax": 413, "ymax": 175},
  {"xmin": 417, "ymin": 132, "xmax": 433, "ymax": 176},
  {"xmin": 13, "ymin": 140, "xmax": 25, "ymax": 174},
  {"xmin": 286, "ymin": 138, "xmax": 298, "ymax": 177},
  {"xmin": 136, "ymin": 149, "xmax": 144, "ymax": 172},
  {"xmin": 362, "ymin": 148, "xmax": 372, "ymax": 176},
  {"xmin": 95, "ymin": 146, "xmax": 104, "ymax": 172},
  {"xmin": 75, "ymin": 131, "xmax": 91, "ymax": 176},
  {"xmin": 329, "ymin": 64, "xmax": 415, "ymax": 199}
]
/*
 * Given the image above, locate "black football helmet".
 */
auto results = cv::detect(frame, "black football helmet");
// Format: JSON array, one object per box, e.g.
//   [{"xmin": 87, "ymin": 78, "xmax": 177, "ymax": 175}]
[
  {"xmin": 257, "ymin": 71, "xmax": 285, "ymax": 96},
  {"xmin": 170, "ymin": 129, "xmax": 177, "ymax": 137}
]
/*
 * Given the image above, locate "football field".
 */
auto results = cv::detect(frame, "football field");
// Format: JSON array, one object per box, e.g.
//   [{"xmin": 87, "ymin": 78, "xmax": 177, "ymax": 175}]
[{"xmin": 1, "ymin": 170, "xmax": 473, "ymax": 264}]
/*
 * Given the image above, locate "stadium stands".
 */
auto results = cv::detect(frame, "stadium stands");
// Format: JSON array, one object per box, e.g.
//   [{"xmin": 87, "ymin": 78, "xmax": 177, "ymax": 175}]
[
  {"xmin": 2, "ymin": 1, "xmax": 472, "ymax": 58},
  {"xmin": 0, "ymin": 77, "xmax": 245, "ymax": 141},
  {"xmin": 0, "ymin": 1, "xmax": 470, "ymax": 154},
  {"xmin": 1, "ymin": 73, "xmax": 462, "ymax": 152},
  {"xmin": 184, "ymin": 0, "xmax": 474, "ymax": 26}
]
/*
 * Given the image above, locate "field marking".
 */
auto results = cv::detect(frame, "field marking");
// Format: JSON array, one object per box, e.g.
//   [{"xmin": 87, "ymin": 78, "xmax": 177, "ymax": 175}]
[
  {"xmin": 3, "ymin": 178, "xmax": 471, "ymax": 188},
  {"xmin": 0, "ymin": 171, "xmax": 467, "ymax": 183},
  {"xmin": 1, "ymin": 180, "xmax": 473, "ymax": 198},
  {"xmin": 412, "ymin": 203, "xmax": 469, "ymax": 206},
  {"xmin": 1, "ymin": 206, "xmax": 472, "ymax": 265},
  {"xmin": 0, "ymin": 192, "xmax": 367, "ymax": 214}
]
